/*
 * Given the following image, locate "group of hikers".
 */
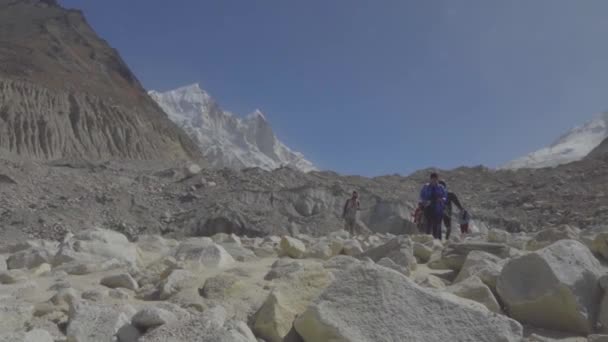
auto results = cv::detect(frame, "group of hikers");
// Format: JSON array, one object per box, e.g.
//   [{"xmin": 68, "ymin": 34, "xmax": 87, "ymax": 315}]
[{"xmin": 342, "ymin": 172, "xmax": 470, "ymax": 240}]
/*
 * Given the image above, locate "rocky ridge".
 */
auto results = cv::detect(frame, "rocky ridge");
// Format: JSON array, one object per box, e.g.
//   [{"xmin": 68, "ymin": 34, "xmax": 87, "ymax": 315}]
[{"xmin": 0, "ymin": 0, "xmax": 201, "ymax": 161}]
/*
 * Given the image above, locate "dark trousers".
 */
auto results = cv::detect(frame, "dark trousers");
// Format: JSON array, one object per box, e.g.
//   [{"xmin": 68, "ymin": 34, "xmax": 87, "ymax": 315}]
[
  {"xmin": 443, "ymin": 215, "xmax": 452, "ymax": 239},
  {"xmin": 425, "ymin": 215, "xmax": 443, "ymax": 240}
]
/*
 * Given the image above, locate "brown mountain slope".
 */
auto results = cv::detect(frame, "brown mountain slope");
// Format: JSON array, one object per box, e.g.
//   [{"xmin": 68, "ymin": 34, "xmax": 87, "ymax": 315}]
[
  {"xmin": 0, "ymin": 0, "xmax": 202, "ymax": 160},
  {"xmin": 586, "ymin": 137, "xmax": 608, "ymax": 160}
]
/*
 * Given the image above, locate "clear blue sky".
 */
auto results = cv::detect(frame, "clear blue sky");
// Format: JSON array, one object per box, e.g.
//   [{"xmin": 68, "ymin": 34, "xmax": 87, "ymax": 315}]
[{"xmin": 60, "ymin": 0, "xmax": 608, "ymax": 176}]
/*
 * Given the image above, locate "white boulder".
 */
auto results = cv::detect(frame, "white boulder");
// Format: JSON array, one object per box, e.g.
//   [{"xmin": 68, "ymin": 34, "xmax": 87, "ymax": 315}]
[
  {"xmin": 294, "ymin": 263, "xmax": 523, "ymax": 342},
  {"xmin": 454, "ymin": 250, "xmax": 505, "ymax": 292},
  {"xmin": 446, "ymin": 276, "xmax": 501, "ymax": 313},
  {"xmin": 497, "ymin": 240, "xmax": 603, "ymax": 334},
  {"xmin": 174, "ymin": 238, "xmax": 235, "ymax": 269},
  {"xmin": 279, "ymin": 236, "xmax": 306, "ymax": 259}
]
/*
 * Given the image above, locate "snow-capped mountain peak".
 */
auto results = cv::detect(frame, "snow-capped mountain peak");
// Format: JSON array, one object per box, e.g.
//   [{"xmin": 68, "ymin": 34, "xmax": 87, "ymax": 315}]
[
  {"xmin": 149, "ymin": 85, "xmax": 316, "ymax": 172},
  {"xmin": 246, "ymin": 109, "xmax": 267, "ymax": 122},
  {"xmin": 502, "ymin": 112, "xmax": 608, "ymax": 169}
]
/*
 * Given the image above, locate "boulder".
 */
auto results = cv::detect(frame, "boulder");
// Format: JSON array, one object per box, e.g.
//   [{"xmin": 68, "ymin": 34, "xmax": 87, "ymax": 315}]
[
  {"xmin": 526, "ymin": 226, "xmax": 581, "ymax": 251},
  {"xmin": 590, "ymin": 232, "xmax": 608, "ymax": 260},
  {"xmin": 0, "ymin": 269, "xmax": 27, "ymax": 284},
  {"xmin": 221, "ymin": 243, "xmax": 257, "ymax": 262},
  {"xmin": 590, "ymin": 335, "xmax": 608, "ymax": 342},
  {"xmin": 294, "ymin": 263, "xmax": 523, "ymax": 342},
  {"xmin": 446, "ymin": 276, "xmax": 501, "ymax": 313},
  {"xmin": 415, "ymin": 274, "xmax": 447, "ymax": 289},
  {"xmin": 497, "ymin": 240, "xmax": 603, "ymax": 334},
  {"xmin": 342, "ymin": 239, "xmax": 364, "ymax": 256},
  {"xmin": 323, "ymin": 255, "xmax": 361, "ymax": 275},
  {"xmin": 488, "ymin": 229, "xmax": 510, "ymax": 244},
  {"xmin": 279, "ymin": 236, "xmax": 306, "ymax": 259},
  {"xmin": 0, "ymin": 298, "xmax": 34, "ymax": 333},
  {"xmin": 0, "ymin": 329, "xmax": 54, "ymax": 342},
  {"xmin": 100, "ymin": 273, "xmax": 139, "ymax": 291},
  {"xmin": 454, "ymin": 250, "xmax": 505, "ymax": 293},
  {"xmin": 252, "ymin": 245, "xmax": 277, "ymax": 258},
  {"xmin": 50, "ymin": 287, "xmax": 80, "ymax": 307},
  {"xmin": 184, "ymin": 163, "xmax": 202, "ymax": 177},
  {"xmin": 265, "ymin": 259, "xmax": 304, "ymax": 281},
  {"xmin": 158, "ymin": 269, "xmax": 196, "ymax": 300},
  {"xmin": 427, "ymin": 250, "xmax": 448, "ymax": 270},
  {"xmin": 32, "ymin": 263, "xmax": 52, "ymax": 277},
  {"xmin": 132, "ymin": 307, "xmax": 177, "ymax": 331},
  {"xmin": 442, "ymin": 242, "xmax": 511, "ymax": 271},
  {"xmin": 54, "ymin": 228, "xmax": 138, "ymax": 267},
  {"xmin": 199, "ymin": 273, "xmax": 243, "ymax": 300},
  {"xmin": 174, "ymin": 238, "xmax": 235, "ymax": 269},
  {"xmin": 139, "ymin": 306, "xmax": 255, "ymax": 342},
  {"xmin": 66, "ymin": 302, "xmax": 136, "ymax": 342},
  {"xmin": 305, "ymin": 241, "xmax": 335, "ymax": 260},
  {"xmin": 199, "ymin": 272, "xmax": 269, "ymax": 323},
  {"xmin": 413, "ymin": 242, "xmax": 433, "ymax": 263},
  {"xmin": 377, "ymin": 257, "xmax": 410, "ymax": 276},
  {"xmin": 82, "ymin": 290, "xmax": 107, "ymax": 302},
  {"xmin": 117, "ymin": 324, "xmax": 141, "ymax": 342},
  {"xmin": 360, "ymin": 236, "xmax": 417, "ymax": 271},
  {"xmin": 7, "ymin": 247, "xmax": 54, "ymax": 270},
  {"xmin": 211, "ymin": 233, "xmax": 242, "ymax": 246},
  {"xmin": 360, "ymin": 235, "xmax": 412, "ymax": 261},
  {"xmin": 253, "ymin": 265, "xmax": 331, "ymax": 342},
  {"xmin": 136, "ymin": 235, "xmax": 178, "ymax": 259},
  {"xmin": 109, "ymin": 288, "xmax": 130, "ymax": 300}
]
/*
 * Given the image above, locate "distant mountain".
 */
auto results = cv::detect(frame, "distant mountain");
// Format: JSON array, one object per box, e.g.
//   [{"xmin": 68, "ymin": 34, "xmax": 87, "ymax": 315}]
[
  {"xmin": 0, "ymin": 0, "xmax": 200, "ymax": 160},
  {"xmin": 149, "ymin": 84, "xmax": 316, "ymax": 172},
  {"xmin": 501, "ymin": 112, "xmax": 608, "ymax": 169}
]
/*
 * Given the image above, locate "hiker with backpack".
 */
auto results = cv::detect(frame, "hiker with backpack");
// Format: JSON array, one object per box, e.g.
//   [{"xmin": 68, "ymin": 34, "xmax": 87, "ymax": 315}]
[
  {"xmin": 412, "ymin": 202, "xmax": 426, "ymax": 233},
  {"xmin": 419, "ymin": 173, "xmax": 448, "ymax": 240},
  {"xmin": 342, "ymin": 191, "xmax": 361, "ymax": 235},
  {"xmin": 438, "ymin": 180, "xmax": 465, "ymax": 240}
]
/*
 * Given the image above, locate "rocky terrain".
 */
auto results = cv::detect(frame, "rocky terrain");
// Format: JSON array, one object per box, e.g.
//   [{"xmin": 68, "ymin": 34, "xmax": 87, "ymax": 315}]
[
  {"xmin": 0, "ymin": 223, "xmax": 608, "ymax": 341},
  {"xmin": 2, "ymin": 1, "xmax": 608, "ymax": 341},
  {"xmin": 0, "ymin": 0, "xmax": 200, "ymax": 160},
  {"xmin": 1, "ymin": 149, "xmax": 607, "ymax": 246}
]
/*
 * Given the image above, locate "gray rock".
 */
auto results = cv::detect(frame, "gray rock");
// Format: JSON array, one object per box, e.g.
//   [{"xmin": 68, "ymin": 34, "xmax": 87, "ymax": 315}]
[
  {"xmin": 66, "ymin": 302, "xmax": 136, "ymax": 342},
  {"xmin": 294, "ymin": 263, "xmax": 523, "ymax": 342},
  {"xmin": 132, "ymin": 307, "xmax": 177, "ymax": 330},
  {"xmin": 441, "ymin": 242, "xmax": 511, "ymax": 271},
  {"xmin": 101, "ymin": 273, "xmax": 139, "ymax": 291}
]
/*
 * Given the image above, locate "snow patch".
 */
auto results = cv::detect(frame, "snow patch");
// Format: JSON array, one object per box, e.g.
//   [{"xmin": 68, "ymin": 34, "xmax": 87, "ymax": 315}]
[
  {"xmin": 502, "ymin": 112, "xmax": 608, "ymax": 169},
  {"xmin": 149, "ymin": 85, "xmax": 316, "ymax": 172}
]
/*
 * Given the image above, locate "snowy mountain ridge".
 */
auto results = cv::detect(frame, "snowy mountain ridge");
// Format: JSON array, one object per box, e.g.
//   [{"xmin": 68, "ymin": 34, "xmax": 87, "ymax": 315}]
[
  {"xmin": 502, "ymin": 112, "xmax": 608, "ymax": 169},
  {"xmin": 149, "ymin": 84, "xmax": 316, "ymax": 172}
]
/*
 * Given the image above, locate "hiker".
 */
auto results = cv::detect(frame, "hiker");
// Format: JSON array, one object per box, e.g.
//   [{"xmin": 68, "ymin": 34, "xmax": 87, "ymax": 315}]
[
  {"xmin": 459, "ymin": 209, "xmax": 471, "ymax": 234},
  {"xmin": 412, "ymin": 202, "xmax": 426, "ymax": 233},
  {"xmin": 342, "ymin": 191, "xmax": 361, "ymax": 235},
  {"xmin": 438, "ymin": 180, "xmax": 464, "ymax": 240},
  {"xmin": 419, "ymin": 173, "xmax": 447, "ymax": 240}
]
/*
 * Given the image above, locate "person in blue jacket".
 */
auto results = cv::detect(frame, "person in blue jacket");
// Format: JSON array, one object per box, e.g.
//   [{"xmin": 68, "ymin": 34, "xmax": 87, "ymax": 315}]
[{"xmin": 419, "ymin": 172, "xmax": 448, "ymax": 240}]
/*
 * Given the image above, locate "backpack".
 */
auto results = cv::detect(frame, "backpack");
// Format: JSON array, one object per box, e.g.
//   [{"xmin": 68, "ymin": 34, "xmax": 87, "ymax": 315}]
[{"xmin": 459, "ymin": 210, "xmax": 471, "ymax": 225}]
